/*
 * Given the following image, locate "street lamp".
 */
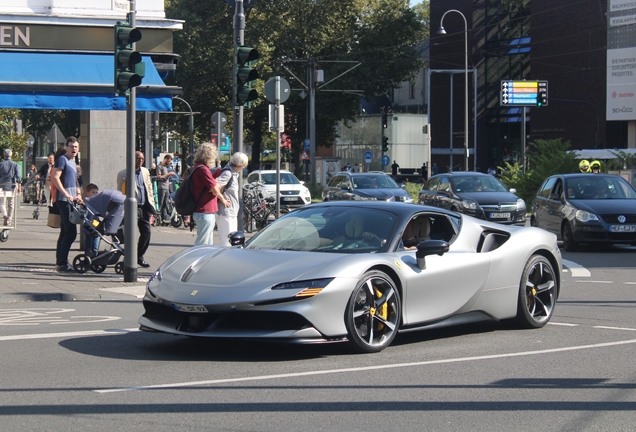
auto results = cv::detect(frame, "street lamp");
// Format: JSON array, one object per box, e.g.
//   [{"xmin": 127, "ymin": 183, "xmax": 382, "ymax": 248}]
[
  {"xmin": 172, "ymin": 96, "xmax": 194, "ymax": 168},
  {"xmin": 438, "ymin": 9, "xmax": 469, "ymax": 172}
]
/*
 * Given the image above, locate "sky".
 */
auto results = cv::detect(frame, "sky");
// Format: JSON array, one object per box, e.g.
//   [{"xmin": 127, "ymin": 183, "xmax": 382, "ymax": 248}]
[{"xmin": 410, "ymin": 0, "xmax": 421, "ymax": 6}]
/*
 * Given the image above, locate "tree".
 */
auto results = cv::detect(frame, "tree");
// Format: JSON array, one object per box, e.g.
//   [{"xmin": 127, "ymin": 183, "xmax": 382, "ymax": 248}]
[
  {"xmin": 165, "ymin": 0, "xmax": 427, "ymax": 176},
  {"xmin": 0, "ymin": 109, "xmax": 29, "ymax": 163}
]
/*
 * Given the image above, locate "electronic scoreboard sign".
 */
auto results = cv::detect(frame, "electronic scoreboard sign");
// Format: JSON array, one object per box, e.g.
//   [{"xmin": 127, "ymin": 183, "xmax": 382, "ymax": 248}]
[{"xmin": 500, "ymin": 80, "xmax": 548, "ymax": 106}]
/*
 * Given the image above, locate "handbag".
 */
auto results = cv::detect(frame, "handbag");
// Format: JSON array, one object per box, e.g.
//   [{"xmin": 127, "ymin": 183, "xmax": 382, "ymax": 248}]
[{"xmin": 47, "ymin": 212, "xmax": 61, "ymax": 229}]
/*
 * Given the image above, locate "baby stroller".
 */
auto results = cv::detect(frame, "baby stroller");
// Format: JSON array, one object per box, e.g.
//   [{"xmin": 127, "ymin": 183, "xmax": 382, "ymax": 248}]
[
  {"xmin": 70, "ymin": 190, "xmax": 126, "ymax": 274},
  {"xmin": 22, "ymin": 176, "xmax": 45, "ymax": 219}
]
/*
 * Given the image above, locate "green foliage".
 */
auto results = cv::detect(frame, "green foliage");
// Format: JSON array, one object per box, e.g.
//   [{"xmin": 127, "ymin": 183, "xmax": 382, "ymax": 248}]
[
  {"xmin": 165, "ymin": 0, "xmax": 427, "ymax": 176},
  {"xmin": 498, "ymin": 138, "xmax": 578, "ymax": 205},
  {"xmin": 404, "ymin": 181, "xmax": 421, "ymax": 202},
  {"xmin": 0, "ymin": 109, "xmax": 29, "ymax": 162},
  {"xmin": 607, "ymin": 149, "xmax": 636, "ymax": 171}
]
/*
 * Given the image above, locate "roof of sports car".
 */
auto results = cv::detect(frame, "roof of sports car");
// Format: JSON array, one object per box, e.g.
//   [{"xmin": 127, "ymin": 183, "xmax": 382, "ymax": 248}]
[{"xmin": 307, "ymin": 201, "xmax": 458, "ymax": 218}]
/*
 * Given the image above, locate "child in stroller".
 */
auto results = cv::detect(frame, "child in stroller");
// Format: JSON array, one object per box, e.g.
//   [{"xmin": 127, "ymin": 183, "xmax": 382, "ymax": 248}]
[{"xmin": 71, "ymin": 185, "xmax": 126, "ymax": 274}]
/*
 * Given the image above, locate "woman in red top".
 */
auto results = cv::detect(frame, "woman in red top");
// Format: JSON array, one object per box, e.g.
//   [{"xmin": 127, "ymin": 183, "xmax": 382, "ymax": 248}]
[{"xmin": 191, "ymin": 143, "xmax": 230, "ymax": 245}]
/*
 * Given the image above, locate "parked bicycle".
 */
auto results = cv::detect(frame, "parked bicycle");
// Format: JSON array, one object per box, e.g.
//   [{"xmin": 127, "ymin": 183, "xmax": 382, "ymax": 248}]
[{"xmin": 243, "ymin": 182, "xmax": 290, "ymax": 233}]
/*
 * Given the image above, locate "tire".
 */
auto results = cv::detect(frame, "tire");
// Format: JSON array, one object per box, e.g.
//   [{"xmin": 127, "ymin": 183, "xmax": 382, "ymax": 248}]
[
  {"xmin": 170, "ymin": 215, "xmax": 182, "ymax": 228},
  {"xmin": 72, "ymin": 255, "xmax": 92, "ymax": 274},
  {"xmin": 91, "ymin": 264, "xmax": 106, "ymax": 273},
  {"xmin": 0, "ymin": 230, "xmax": 8, "ymax": 242},
  {"xmin": 514, "ymin": 255, "xmax": 557, "ymax": 329},
  {"xmin": 345, "ymin": 270, "xmax": 401, "ymax": 353},
  {"xmin": 115, "ymin": 262, "xmax": 124, "ymax": 275},
  {"xmin": 561, "ymin": 223, "xmax": 578, "ymax": 252}
]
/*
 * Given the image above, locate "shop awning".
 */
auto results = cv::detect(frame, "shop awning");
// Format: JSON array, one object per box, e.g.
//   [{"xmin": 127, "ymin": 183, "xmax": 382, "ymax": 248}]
[{"xmin": 0, "ymin": 52, "xmax": 180, "ymax": 111}]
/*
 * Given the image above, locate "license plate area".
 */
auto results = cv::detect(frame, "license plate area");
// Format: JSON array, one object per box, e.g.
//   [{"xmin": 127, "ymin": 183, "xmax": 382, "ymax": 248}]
[
  {"xmin": 172, "ymin": 303, "xmax": 208, "ymax": 313},
  {"xmin": 282, "ymin": 197, "xmax": 297, "ymax": 201},
  {"xmin": 609, "ymin": 224, "xmax": 636, "ymax": 232},
  {"xmin": 489, "ymin": 212, "xmax": 511, "ymax": 219}
]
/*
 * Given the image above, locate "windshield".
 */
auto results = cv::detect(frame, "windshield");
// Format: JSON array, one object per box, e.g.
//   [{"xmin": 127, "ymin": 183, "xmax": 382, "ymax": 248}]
[
  {"xmin": 452, "ymin": 176, "xmax": 509, "ymax": 193},
  {"xmin": 565, "ymin": 176, "xmax": 636, "ymax": 199},
  {"xmin": 352, "ymin": 175, "xmax": 399, "ymax": 189},
  {"xmin": 245, "ymin": 206, "xmax": 398, "ymax": 253},
  {"xmin": 260, "ymin": 173, "xmax": 300, "ymax": 185}
]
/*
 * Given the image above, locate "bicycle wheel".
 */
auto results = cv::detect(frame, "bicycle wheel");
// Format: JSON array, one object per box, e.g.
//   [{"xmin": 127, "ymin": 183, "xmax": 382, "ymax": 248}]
[{"xmin": 243, "ymin": 207, "xmax": 254, "ymax": 233}]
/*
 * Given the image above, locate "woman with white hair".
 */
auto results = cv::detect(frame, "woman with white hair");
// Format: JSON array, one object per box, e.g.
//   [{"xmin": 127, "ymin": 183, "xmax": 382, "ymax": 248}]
[
  {"xmin": 215, "ymin": 152, "xmax": 249, "ymax": 246},
  {"xmin": 190, "ymin": 143, "xmax": 230, "ymax": 245}
]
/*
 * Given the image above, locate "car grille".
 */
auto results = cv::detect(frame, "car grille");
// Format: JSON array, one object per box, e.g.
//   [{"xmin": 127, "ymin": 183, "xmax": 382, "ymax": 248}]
[
  {"xmin": 143, "ymin": 301, "xmax": 312, "ymax": 333},
  {"xmin": 481, "ymin": 204, "xmax": 517, "ymax": 212},
  {"xmin": 599, "ymin": 214, "xmax": 636, "ymax": 224},
  {"xmin": 280, "ymin": 190, "xmax": 300, "ymax": 196}
]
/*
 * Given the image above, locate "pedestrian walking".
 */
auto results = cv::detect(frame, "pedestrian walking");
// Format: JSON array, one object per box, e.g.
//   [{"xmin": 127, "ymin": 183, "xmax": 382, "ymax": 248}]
[
  {"xmin": 36, "ymin": 153, "xmax": 55, "ymax": 203},
  {"xmin": 116, "ymin": 151, "xmax": 156, "ymax": 268},
  {"xmin": 50, "ymin": 137, "xmax": 82, "ymax": 272},
  {"xmin": 190, "ymin": 143, "xmax": 230, "ymax": 245},
  {"xmin": 216, "ymin": 152, "xmax": 248, "ymax": 246},
  {"xmin": 156, "ymin": 154, "xmax": 173, "ymax": 223},
  {"xmin": 0, "ymin": 149, "xmax": 22, "ymax": 226}
]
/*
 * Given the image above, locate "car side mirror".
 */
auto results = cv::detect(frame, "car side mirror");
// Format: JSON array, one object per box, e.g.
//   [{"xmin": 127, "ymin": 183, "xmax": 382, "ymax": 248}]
[
  {"xmin": 509, "ymin": 188, "xmax": 517, "ymax": 194},
  {"xmin": 548, "ymin": 193, "xmax": 560, "ymax": 201},
  {"xmin": 341, "ymin": 183, "xmax": 351, "ymax": 190},
  {"xmin": 415, "ymin": 240, "xmax": 450, "ymax": 270},
  {"xmin": 400, "ymin": 183, "xmax": 407, "ymax": 189}
]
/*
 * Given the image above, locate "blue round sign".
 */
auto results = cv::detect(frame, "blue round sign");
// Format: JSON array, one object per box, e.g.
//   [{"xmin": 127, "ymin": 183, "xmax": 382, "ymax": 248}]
[
  {"xmin": 153, "ymin": 148, "xmax": 160, "ymax": 158},
  {"xmin": 381, "ymin": 155, "xmax": 390, "ymax": 167},
  {"xmin": 364, "ymin": 151, "xmax": 373, "ymax": 163}
]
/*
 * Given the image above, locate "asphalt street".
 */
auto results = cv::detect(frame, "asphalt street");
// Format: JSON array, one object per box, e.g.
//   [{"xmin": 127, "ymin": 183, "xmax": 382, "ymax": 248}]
[{"xmin": 0, "ymin": 201, "xmax": 213, "ymax": 302}]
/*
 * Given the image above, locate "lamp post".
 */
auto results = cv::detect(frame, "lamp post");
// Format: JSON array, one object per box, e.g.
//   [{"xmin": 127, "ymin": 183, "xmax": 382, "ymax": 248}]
[
  {"xmin": 172, "ymin": 96, "xmax": 194, "ymax": 168},
  {"xmin": 438, "ymin": 9, "xmax": 469, "ymax": 172}
]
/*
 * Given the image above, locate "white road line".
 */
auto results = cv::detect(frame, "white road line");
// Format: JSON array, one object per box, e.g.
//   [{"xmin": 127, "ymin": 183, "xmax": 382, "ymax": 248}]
[
  {"xmin": 576, "ymin": 280, "xmax": 614, "ymax": 284},
  {"xmin": 594, "ymin": 326, "xmax": 636, "ymax": 332},
  {"xmin": 561, "ymin": 259, "xmax": 590, "ymax": 277},
  {"xmin": 548, "ymin": 322, "xmax": 579, "ymax": 327},
  {"xmin": 0, "ymin": 328, "xmax": 138, "ymax": 341},
  {"xmin": 95, "ymin": 338, "xmax": 636, "ymax": 394},
  {"xmin": 624, "ymin": 282, "xmax": 636, "ymax": 285}
]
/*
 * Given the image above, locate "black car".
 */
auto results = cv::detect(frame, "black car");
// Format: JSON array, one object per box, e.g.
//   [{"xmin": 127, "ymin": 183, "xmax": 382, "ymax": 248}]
[
  {"xmin": 322, "ymin": 172, "xmax": 414, "ymax": 203},
  {"xmin": 418, "ymin": 172, "xmax": 526, "ymax": 225},
  {"xmin": 531, "ymin": 173, "xmax": 636, "ymax": 251}
]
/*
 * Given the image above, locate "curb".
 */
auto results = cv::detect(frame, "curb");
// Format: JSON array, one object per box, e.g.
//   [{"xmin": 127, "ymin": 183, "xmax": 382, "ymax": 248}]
[{"xmin": 0, "ymin": 292, "xmax": 103, "ymax": 303}]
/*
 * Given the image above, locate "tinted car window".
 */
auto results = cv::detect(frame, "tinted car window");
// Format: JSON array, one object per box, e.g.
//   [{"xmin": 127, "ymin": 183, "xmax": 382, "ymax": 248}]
[
  {"xmin": 425, "ymin": 177, "xmax": 440, "ymax": 192},
  {"xmin": 438, "ymin": 177, "xmax": 451, "ymax": 193},
  {"xmin": 452, "ymin": 175, "xmax": 508, "ymax": 192},
  {"xmin": 538, "ymin": 177, "xmax": 556, "ymax": 198},
  {"xmin": 246, "ymin": 173, "xmax": 259, "ymax": 184}
]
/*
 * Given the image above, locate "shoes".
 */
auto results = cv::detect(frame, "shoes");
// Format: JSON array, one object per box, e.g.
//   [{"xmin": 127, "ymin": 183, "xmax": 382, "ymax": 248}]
[
  {"xmin": 5, "ymin": 218, "xmax": 11, "ymax": 226},
  {"xmin": 56, "ymin": 264, "xmax": 75, "ymax": 273},
  {"xmin": 138, "ymin": 259, "xmax": 150, "ymax": 268},
  {"xmin": 3, "ymin": 216, "xmax": 7, "ymax": 226}
]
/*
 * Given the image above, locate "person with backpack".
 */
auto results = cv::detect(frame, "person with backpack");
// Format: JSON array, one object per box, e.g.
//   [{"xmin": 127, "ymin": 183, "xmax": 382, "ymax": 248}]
[
  {"xmin": 190, "ymin": 143, "xmax": 230, "ymax": 245},
  {"xmin": 215, "ymin": 152, "xmax": 248, "ymax": 246}
]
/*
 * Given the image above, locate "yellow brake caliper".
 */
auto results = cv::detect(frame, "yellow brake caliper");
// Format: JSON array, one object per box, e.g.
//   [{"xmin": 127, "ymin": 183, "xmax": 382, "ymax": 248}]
[{"xmin": 374, "ymin": 286, "xmax": 388, "ymax": 331}]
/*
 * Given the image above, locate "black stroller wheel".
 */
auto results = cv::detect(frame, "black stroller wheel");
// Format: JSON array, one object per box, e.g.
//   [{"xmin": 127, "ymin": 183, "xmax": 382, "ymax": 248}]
[
  {"xmin": 115, "ymin": 262, "xmax": 124, "ymax": 275},
  {"xmin": 72, "ymin": 255, "xmax": 92, "ymax": 274},
  {"xmin": 91, "ymin": 264, "xmax": 106, "ymax": 273},
  {"xmin": 0, "ymin": 230, "xmax": 8, "ymax": 242},
  {"xmin": 170, "ymin": 215, "xmax": 183, "ymax": 228}
]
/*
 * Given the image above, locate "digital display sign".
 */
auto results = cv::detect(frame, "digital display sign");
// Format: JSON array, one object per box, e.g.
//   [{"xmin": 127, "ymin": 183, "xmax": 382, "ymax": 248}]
[{"xmin": 501, "ymin": 80, "xmax": 548, "ymax": 106}]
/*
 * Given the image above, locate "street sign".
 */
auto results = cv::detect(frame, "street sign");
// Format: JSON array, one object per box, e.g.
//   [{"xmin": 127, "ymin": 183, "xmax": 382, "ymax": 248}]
[
  {"xmin": 381, "ymin": 155, "xmax": 390, "ymax": 167},
  {"xmin": 364, "ymin": 151, "xmax": 372, "ymax": 163},
  {"xmin": 265, "ymin": 77, "xmax": 291, "ymax": 103},
  {"xmin": 304, "ymin": 138, "xmax": 310, "ymax": 151},
  {"xmin": 500, "ymin": 80, "xmax": 548, "ymax": 106},
  {"xmin": 301, "ymin": 150, "xmax": 310, "ymax": 161}
]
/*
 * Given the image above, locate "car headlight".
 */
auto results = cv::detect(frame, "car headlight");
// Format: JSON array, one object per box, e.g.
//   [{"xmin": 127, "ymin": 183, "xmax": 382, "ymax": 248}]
[
  {"xmin": 403, "ymin": 196, "xmax": 414, "ymax": 203},
  {"xmin": 272, "ymin": 278, "xmax": 334, "ymax": 298},
  {"xmin": 516, "ymin": 198, "xmax": 526, "ymax": 211},
  {"xmin": 575, "ymin": 209, "xmax": 599, "ymax": 222},
  {"xmin": 146, "ymin": 268, "xmax": 162, "ymax": 298},
  {"xmin": 461, "ymin": 199, "xmax": 479, "ymax": 210},
  {"xmin": 264, "ymin": 189, "xmax": 276, "ymax": 195}
]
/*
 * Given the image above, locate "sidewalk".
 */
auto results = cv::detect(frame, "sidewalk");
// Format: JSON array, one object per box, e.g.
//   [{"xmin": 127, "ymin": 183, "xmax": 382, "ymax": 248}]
[{"xmin": 0, "ymin": 201, "xmax": 226, "ymax": 302}]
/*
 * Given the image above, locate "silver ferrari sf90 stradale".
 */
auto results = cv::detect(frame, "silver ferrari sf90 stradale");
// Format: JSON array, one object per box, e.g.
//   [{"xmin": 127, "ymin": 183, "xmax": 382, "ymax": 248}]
[{"xmin": 140, "ymin": 201, "xmax": 561, "ymax": 353}]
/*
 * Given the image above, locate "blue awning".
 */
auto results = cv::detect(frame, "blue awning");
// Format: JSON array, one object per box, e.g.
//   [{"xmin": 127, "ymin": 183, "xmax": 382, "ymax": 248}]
[{"xmin": 0, "ymin": 52, "xmax": 179, "ymax": 111}]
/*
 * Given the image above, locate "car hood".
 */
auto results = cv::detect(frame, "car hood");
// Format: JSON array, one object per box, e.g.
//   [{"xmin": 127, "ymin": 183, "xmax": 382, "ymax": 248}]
[
  {"xmin": 456, "ymin": 191, "xmax": 519, "ymax": 204},
  {"xmin": 355, "ymin": 188, "xmax": 410, "ymax": 200},
  {"xmin": 567, "ymin": 199, "xmax": 636, "ymax": 214}
]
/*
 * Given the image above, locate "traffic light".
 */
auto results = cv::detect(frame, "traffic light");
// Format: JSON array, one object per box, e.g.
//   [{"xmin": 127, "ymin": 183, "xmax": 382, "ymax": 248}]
[
  {"xmin": 210, "ymin": 112, "xmax": 227, "ymax": 146},
  {"xmin": 235, "ymin": 46, "xmax": 259, "ymax": 105},
  {"xmin": 382, "ymin": 112, "xmax": 388, "ymax": 128},
  {"xmin": 382, "ymin": 136, "xmax": 389, "ymax": 152},
  {"xmin": 114, "ymin": 21, "xmax": 144, "ymax": 95}
]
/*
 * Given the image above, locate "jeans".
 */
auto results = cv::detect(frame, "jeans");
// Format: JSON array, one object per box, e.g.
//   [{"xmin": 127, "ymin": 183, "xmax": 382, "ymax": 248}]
[
  {"xmin": 193, "ymin": 212, "xmax": 216, "ymax": 245},
  {"xmin": 55, "ymin": 200, "xmax": 77, "ymax": 267}
]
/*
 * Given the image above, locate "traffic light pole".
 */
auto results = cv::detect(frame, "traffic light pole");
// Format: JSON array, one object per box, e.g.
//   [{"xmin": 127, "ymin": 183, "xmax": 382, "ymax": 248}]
[
  {"xmin": 232, "ymin": 0, "xmax": 245, "ymax": 225},
  {"xmin": 123, "ymin": 0, "xmax": 138, "ymax": 282}
]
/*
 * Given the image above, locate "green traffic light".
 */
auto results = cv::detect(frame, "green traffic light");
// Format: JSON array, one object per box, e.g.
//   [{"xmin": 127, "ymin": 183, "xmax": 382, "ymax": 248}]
[{"xmin": 114, "ymin": 21, "xmax": 144, "ymax": 94}]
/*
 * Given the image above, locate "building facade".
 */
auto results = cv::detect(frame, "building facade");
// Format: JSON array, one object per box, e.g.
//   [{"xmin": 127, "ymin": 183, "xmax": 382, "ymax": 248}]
[{"xmin": 430, "ymin": 0, "xmax": 630, "ymax": 173}]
